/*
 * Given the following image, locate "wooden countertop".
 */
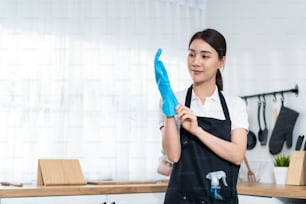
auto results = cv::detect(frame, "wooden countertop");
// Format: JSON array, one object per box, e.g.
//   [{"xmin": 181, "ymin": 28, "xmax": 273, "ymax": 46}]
[
  {"xmin": 0, "ymin": 180, "xmax": 168, "ymax": 198},
  {"xmin": 238, "ymin": 182, "xmax": 306, "ymax": 199},
  {"xmin": 1, "ymin": 180, "xmax": 306, "ymax": 199}
]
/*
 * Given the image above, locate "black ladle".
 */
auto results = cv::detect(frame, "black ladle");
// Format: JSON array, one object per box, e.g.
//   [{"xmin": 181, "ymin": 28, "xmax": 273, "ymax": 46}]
[
  {"xmin": 247, "ymin": 130, "xmax": 257, "ymax": 150},
  {"xmin": 257, "ymin": 99, "xmax": 264, "ymax": 144},
  {"xmin": 244, "ymin": 99, "xmax": 257, "ymax": 150},
  {"xmin": 261, "ymin": 97, "xmax": 269, "ymax": 145}
]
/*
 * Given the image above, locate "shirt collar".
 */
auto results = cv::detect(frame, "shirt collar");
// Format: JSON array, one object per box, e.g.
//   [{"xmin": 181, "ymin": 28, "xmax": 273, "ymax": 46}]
[{"xmin": 191, "ymin": 85, "xmax": 221, "ymax": 103}]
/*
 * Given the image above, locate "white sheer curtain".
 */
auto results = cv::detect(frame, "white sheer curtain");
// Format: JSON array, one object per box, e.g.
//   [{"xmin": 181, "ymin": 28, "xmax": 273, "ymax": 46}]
[{"xmin": 0, "ymin": 0, "xmax": 206, "ymax": 183}]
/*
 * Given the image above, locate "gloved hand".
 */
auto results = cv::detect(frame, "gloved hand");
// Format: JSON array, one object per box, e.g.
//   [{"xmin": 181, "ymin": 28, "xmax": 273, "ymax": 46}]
[{"xmin": 154, "ymin": 48, "xmax": 178, "ymax": 117}]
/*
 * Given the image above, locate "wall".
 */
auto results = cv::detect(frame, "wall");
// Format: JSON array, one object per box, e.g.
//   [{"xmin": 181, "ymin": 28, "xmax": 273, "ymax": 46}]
[{"xmin": 205, "ymin": 0, "xmax": 306, "ymax": 183}]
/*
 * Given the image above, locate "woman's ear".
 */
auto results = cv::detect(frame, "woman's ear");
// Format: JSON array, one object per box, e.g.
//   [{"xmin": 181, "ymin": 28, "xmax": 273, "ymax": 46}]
[{"xmin": 218, "ymin": 56, "xmax": 226, "ymax": 69}]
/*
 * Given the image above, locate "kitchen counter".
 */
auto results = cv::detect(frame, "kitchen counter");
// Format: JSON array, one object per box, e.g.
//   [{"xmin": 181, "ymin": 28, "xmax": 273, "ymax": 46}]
[
  {"xmin": 0, "ymin": 180, "xmax": 168, "ymax": 198},
  {"xmin": 238, "ymin": 182, "xmax": 306, "ymax": 199},
  {"xmin": 1, "ymin": 180, "xmax": 306, "ymax": 199}
]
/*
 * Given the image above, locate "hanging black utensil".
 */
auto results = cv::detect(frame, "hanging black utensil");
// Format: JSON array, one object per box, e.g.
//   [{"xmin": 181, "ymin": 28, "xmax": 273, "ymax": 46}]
[
  {"xmin": 245, "ymin": 99, "xmax": 257, "ymax": 150},
  {"xmin": 260, "ymin": 97, "xmax": 268, "ymax": 145},
  {"xmin": 247, "ymin": 130, "xmax": 257, "ymax": 150},
  {"xmin": 257, "ymin": 99, "xmax": 264, "ymax": 144}
]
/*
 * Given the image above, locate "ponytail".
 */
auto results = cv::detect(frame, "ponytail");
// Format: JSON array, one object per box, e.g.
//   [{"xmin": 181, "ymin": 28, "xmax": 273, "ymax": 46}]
[{"xmin": 216, "ymin": 69, "xmax": 223, "ymax": 91}]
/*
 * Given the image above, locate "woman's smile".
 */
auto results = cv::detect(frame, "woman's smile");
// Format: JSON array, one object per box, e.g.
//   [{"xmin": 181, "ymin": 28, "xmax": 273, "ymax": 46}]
[{"xmin": 191, "ymin": 69, "xmax": 203, "ymax": 75}]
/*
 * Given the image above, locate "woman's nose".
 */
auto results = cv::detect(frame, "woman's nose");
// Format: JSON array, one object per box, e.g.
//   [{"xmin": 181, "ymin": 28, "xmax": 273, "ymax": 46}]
[{"xmin": 192, "ymin": 55, "xmax": 201, "ymax": 66}]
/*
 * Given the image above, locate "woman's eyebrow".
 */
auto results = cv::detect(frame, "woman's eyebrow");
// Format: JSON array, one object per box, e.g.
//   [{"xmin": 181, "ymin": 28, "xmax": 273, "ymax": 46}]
[{"xmin": 188, "ymin": 49, "xmax": 212, "ymax": 54}]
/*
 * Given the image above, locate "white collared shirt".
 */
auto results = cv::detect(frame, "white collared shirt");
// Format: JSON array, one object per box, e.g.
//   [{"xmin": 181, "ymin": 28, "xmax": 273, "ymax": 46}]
[{"xmin": 158, "ymin": 86, "xmax": 249, "ymax": 131}]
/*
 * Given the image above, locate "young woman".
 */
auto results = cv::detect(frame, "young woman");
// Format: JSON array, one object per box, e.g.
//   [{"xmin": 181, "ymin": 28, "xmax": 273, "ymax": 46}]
[{"xmin": 154, "ymin": 29, "xmax": 249, "ymax": 204}]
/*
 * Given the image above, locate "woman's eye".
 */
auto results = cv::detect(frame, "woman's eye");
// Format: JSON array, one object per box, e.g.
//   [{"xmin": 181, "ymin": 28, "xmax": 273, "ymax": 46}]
[
  {"xmin": 188, "ymin": 53, "xmax": 195, "ymax": 57},
  {"xmin": 202, "ymin": 55, "xmax": 209, "ymax": 59}
]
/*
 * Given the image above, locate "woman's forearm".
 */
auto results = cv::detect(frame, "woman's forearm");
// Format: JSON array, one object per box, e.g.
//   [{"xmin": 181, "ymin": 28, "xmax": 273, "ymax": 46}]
[
  {"xmin": 162, "ymin": 117, "xmax": 181, "ymax": 163},
  {"xmin": 194, "ymin": 127, "xmax": 247, "ymax": 165}
]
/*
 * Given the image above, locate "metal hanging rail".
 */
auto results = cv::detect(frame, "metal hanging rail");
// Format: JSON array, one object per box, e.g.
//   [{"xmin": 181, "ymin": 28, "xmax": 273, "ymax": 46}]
[{"xmin": 240, "ymin": 84, "xmax": 299, "ymax": 100}]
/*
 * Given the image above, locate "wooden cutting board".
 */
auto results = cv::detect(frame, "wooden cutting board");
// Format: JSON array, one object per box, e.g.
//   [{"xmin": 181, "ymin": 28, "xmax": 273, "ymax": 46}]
[{"xmin": 37, "ymin": 159, "xmax": 87, "ymax": 186}]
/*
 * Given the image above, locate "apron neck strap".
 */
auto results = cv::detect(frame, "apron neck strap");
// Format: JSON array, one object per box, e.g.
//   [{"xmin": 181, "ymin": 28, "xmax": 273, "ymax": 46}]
[{"xmin": 185, "ymin": 85, "xmax": 231, "ymax": 120}]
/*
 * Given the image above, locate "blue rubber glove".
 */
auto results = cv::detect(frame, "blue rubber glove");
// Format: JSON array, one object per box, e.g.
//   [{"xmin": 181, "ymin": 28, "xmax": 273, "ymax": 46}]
[{"xmin": 154, "ymin": 48, "xmax": 178, "ymax": 117}]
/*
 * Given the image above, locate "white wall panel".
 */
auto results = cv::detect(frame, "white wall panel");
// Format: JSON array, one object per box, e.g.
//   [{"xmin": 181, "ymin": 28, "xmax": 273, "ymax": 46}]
[{"xmin": 206, "ymin": 0, "xmax": 306, "ymax": 183}]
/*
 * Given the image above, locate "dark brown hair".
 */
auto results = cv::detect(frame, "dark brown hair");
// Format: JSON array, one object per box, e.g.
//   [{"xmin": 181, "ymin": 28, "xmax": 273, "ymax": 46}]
[{"xmin": 188, "ymin": 28, "xmax": 226, "ymax": 90}]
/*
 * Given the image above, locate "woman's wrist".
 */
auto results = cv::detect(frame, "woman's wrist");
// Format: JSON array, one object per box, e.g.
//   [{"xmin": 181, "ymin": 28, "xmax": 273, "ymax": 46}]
[{"xmin": 193, "ymin": 126, "xmax": 204, "ymax": 137}]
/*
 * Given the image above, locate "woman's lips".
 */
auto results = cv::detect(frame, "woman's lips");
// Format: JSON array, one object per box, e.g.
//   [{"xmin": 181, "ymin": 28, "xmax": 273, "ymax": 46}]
[{"xmin": 192, "ymin": 70, "xmax": 203, "ymax": 75}]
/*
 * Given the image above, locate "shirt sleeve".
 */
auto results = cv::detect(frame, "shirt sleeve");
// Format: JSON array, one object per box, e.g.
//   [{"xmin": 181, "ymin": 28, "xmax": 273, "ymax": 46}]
[{"xmin": 229, "ymin": 96, "xmax": 249, "ymax": 131}]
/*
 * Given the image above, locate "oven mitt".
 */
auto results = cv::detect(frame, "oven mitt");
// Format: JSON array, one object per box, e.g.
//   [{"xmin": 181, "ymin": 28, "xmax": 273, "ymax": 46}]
[
  {"xmin": 154, "ymin": 48, "xmax": 178, "ymax": 117},
  {"xmin": 269, "ymin": 105, "xmax": 299, "ymax": 155}
]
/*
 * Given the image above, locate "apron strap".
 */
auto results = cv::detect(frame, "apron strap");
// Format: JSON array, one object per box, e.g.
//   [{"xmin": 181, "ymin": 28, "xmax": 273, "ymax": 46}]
[{"xmin": 185, "ymin": 85, "xmax": 193, "ymax": 107}]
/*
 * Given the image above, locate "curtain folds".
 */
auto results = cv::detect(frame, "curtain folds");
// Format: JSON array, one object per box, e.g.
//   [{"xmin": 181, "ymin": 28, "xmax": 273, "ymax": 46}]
[{"xmin": 0, "ymin": 0, "xmax": 205, "ymax": 183}]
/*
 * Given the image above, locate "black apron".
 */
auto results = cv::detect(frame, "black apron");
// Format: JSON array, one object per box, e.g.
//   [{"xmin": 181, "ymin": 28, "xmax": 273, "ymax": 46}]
[{"xmin": 164, "ymin": 86, "xmax": 240, "ymax": 204}]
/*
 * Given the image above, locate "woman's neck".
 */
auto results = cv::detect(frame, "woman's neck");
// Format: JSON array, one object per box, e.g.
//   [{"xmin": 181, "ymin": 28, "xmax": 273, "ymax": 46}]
[{"xmin": 192, "ymin": 83, "xmax": 216, "ymax": 104}]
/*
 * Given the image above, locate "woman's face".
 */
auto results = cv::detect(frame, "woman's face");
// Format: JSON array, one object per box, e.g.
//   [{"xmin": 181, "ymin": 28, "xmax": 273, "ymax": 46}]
[{"xmin": 187, "ymin": 39, "xmax": 225, "ymax": 86}]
